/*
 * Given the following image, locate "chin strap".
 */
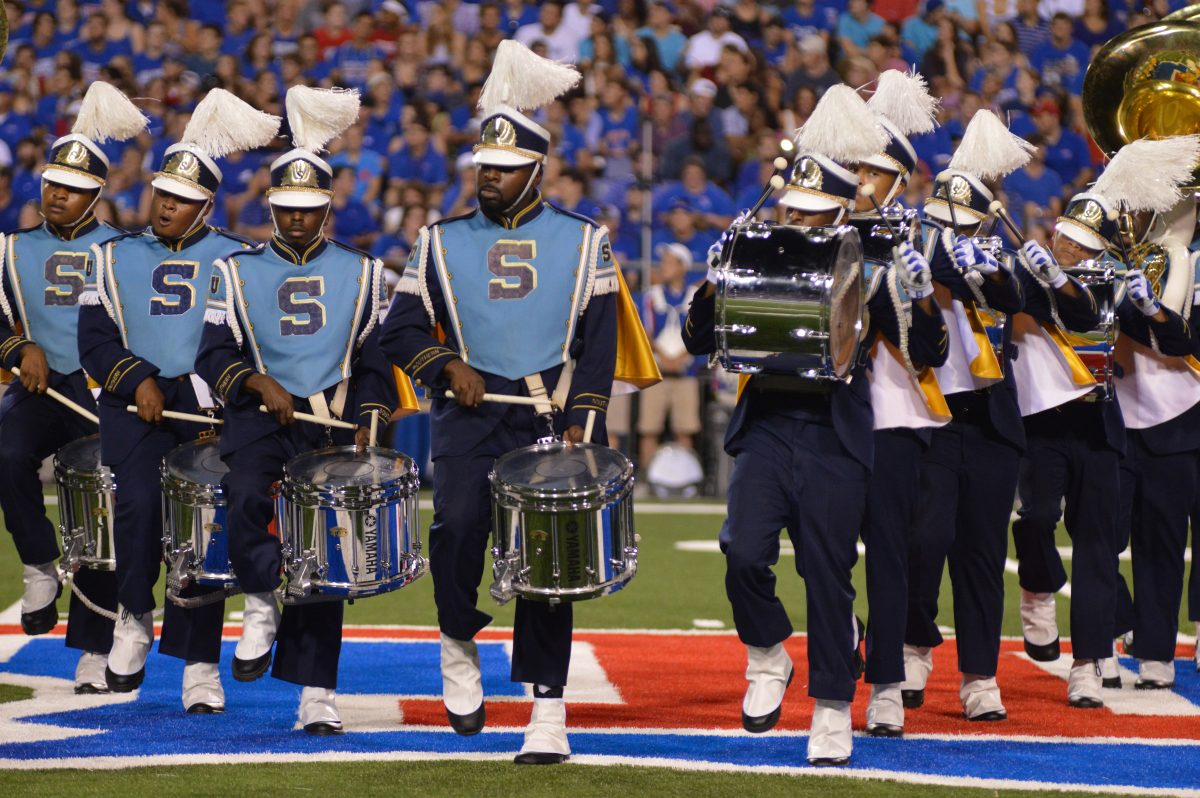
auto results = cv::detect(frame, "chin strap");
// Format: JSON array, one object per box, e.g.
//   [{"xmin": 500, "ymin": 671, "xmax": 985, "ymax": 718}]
[
  {"xmin": 271, "ymin": 205, "xmax": 332, "ymax": 248},
  {"xmin": 504, "ymin": 162, "xmax": 542, "ymax": 215},
  {"xmin": 177, "ymin": 197, "xmax": 214, "ymax": 242}
]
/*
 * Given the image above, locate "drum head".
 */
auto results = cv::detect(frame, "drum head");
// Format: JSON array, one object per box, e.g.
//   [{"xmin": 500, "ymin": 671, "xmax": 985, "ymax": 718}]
[
  {"xmin": 494, "ymin": 442, "xmax": 631, "ymax": 493},
  {"xmin": 285, "ymin": 446, "xmax": 414, "ymax": 489},
  {"xmin": 165, "ymin": 439, "xmax": 228, "ymax": 484},
  {"xmin": 828, "ymin": 230, "xmax": 865, "ymax": 378},
  {"xmin": 56, "ymin": 435, "xmax": 101, "ymax": 470}
]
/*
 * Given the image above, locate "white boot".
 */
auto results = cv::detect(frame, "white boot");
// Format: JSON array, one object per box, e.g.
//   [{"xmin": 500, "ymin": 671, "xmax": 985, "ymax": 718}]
[
  {"xmin": 299, "ymin": 687, "xmax": 342, "ymax": 735},
  {"xmin": 960, "ymin": 674, "xmax": 1007, "ymax": 721},
  {"xmin": 900, "ymin": 644, "xmax": 932, "ymax": 708},
  {"xmin": 182, "ymin": 661, "xmax": 225, "ymax": 714},
  {"xmin": 74, "ymin": 652, "xmax": 109, "ymax": 694},
  {"xmin": 1135, "ymin": 659, "xmax": 1175, "ymax": 690},
  {"xmin": 233, "ymin": 592, "xmax": 280, "ymax": 682},
  {"xmin": 20, "ymin": 562, "xmax": 61, "ymax": 635},
  {"xmin": 1099, "ymin": 640, "xmax": 1122, "ymax": 688},
  {"xmin": 741, "ymin": 643, "xmax": 793, "ymax": 733},
  {"xmin": 1068, "ymin": 659, "xmax": 1103, "ymax": 708},
  {"xmin": 440, "ymin": 634, "xmax": 484, "ymax": 734},
  {"xmin": 806, "ymin": 699, "xmax": 852, "ymax": 765},
  {"xmin": 106, "ymin": 607, "xmax": 154, "ymax": 692},
  {"xmin": 865, "ymin": 683, "xmax": 904, "ymax": 737},
  {"xmin": 1020, "ymin": 590, "xmax": 1060, "ymax": 661},
  {"xmin": 515, "ymin": 697, "xmax": 570, "ymax": 765}
]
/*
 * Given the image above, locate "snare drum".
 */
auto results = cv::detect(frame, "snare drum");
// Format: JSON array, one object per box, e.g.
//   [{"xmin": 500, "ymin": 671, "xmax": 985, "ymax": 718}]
[
  {"xmin": 275, "ymin": 446, "xmax": 422, "ymax": 602},
  {"xmin": 490, "ymin": 442, "xmax": 636, "ymax": 604},
  {"xmin": 1065, "ymin": 262, "xmax": 1117, "ymax": 401},
  {"xmin": 55, "ymin": 435, "xmax": 116, "ymax": 572},
  {"xmin": 161, "ymin": 438, "xmax": 238, "ymax": 595},
  {"xmin": 847, "ymin": 209, "xmax": 919, "ymax": 265},
  {"xmin": 715, "ymin": 221, "xmax": 865, "ymax": 380}
]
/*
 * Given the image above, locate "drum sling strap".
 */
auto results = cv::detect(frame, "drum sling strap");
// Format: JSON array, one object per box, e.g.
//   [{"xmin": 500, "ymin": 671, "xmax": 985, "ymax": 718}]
[{"xmin": 307, "ymin": 379, "xmax": 350, "ymax": 422}]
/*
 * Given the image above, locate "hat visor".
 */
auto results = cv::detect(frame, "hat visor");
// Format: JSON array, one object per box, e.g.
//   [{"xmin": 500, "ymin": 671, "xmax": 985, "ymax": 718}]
[
  {"xmin": 267, "ymin": 189, "xmax": 332, "ymax": 209},
  {"xmin": 472, "ymin": 146, "xmax": 538, "ymax": 168},
  {"xmin": 778, "ymin": 189, "xmax": 842, "ymax": 213},
  {"xmin": 923, "ymin": 198, "xmax": 987, "ymax": 225},
  {"xmin": 42, "ymin": 167, "xmax": 103, "ymax": 191},
  {"xmin": 1055, "ymin": 219, "xmax": 1107, "ymax": 253},
  {"xmin": 860, "ymin": 154, "xmax": 902, "ymax": 175},
  {"xmin": 151, "ymin": 175, "xmax": 211, "ymax": 202}
]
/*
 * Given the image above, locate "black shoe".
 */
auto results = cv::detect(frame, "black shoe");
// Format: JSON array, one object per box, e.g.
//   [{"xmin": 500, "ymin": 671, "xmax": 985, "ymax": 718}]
[
  {"xmin": 186, "ymin": 703, "xmax": 225, "ymax": 715},
  {"xmin": 20, "ymin": 584, "xmax": 62, "ymax": 636},
  {"xmin": 447, "ymin": 704, "xmax": 486, "ymax": 736},
  {"xmin": 232, "ymin": 651, "xmax": 272, "ymax": 683},
  {"xmin": 1068, "ymin": 696, "xmax": 1103, "ymax": 709},
  {"xmin": 1102, "ymin": 676, "xmax": 1122, "ymax": 689},
  {"xmin": 807, "ymin": 756, "xmax": 850, "ymax": 767},
  {"xmin": 901, "ymin": 689, "xmax": 924, "ymax": 709},
  {"xmin": 742, "ymin": 670, "xmax": 794, "ymax": 733},
  {"xmin": 304, "ymin": 721, "xmax": 344, "ymax": 736},
  {"xmin": 966, "ymin": 709, "xmax": 1007, "ymax": 722},
  {"xmin": 105, "ymin": 666, "xmax": 145, "ymax": 693},
  {"xmin": 74, "ymin": 683, "xmax": 109, "ymax": 695},
  {"xmin": 1023, "ymin": 636, "xmax": 1060, "ymax": 662},
  {"xmin": 514, "ymin": 752, "xmax": 569, "ymax": 765},
  {"xmin": 865, "ymin": 723, "xmax": 903, "ymax": 738},
  {"xmin": 853, "ymin": 616, "xmax": 866, "ymax": 680},
  {"xmin": 1134, "ymin": 678, "xmax": 1174, "ymax": 690}
]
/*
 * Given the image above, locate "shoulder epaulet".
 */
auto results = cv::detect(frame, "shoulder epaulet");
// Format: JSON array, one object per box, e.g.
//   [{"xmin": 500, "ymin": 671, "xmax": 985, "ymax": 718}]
[
  {"xmin": 223, "ymin": 241, "xmax": 268, "ymax": 260},
  {"xmin": 211, "ymin": 226, "xmax": 260, "ymax": 247},
  {"xmin": 7, "ymin": 222, "xmax": 43, "ymax": 236},
  {"xmin": 545, "ymin": 201, "xmax": 599, "ymax": 228},
  {"xmin": 327, "ymin": 237, "xmax": 373, "ymax": 260},
  {"xmin": 432, "ymin": 209, "xmax": 479, "ymax": 227},
  {"xmin": 98, "ymin": 228, "xmax": 147, "ymax": 247}
]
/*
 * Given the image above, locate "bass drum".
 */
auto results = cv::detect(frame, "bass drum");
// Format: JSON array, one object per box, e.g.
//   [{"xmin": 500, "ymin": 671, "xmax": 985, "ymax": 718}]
[{"xmin": 715, "ymin": 222, "xmax": 865, "ymax": 380}]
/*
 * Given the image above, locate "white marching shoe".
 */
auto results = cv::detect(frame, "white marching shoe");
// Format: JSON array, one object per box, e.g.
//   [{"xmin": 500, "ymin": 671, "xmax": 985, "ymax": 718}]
[
  {"xmin": 960, "ymin": 674, "xmax": 1007, "ymax": 721},
  {"xmin": 441, "ymin": 634, "xmax": 485, "ymax": 735},
  {"xmin": 900, "ymin": 644, "xmax": 932, "ymax": 708},
  {"xmin": 807, "ymin": 699, "xmax": 852, "ymax": 766},
  {"xmin": 20, "ymin": 562, "xmax": 61, "ymax": 635},
  {"xmin": 1099, "ymin": 641, "xmax": 1122, "ymax": 688},
  {"xmin": 233, "ymin": 592, "xmax": 280, "ymax": 682},
  {"xmin": 105, "ymin": 607, "xmax": 154, "ymax": 692},
  {"xmin": 1020, "ymin": 590, "xmax": 1060, "ymax": 661},
  {"xmin": 74, "ymin": 651, "xmax": 109, "ymax": 694},
  {"xmin": 1135, "ymin": 659, "xmax": 1175, "ymax": 690},
  {"xmin": 299, "ymin": 687, "xmax": 342, "ymax": 735},
  {"xmin": 515, "ymin": 697, "xmax": 570, "ymax": 765},
  {"xmin": 865, "ymin": 683, "xmax": 904, "ymax": 737},
  {"xmin": 182, "ymin": 661, "xmax": 225, "ymax": 714},
  {"xmin": 1067, "ymin": 660, "xmax": 1103, "ymax": 708},
  {"xmin": 741, "ymin": 643, "xmax": 793, "ymax": 733}
]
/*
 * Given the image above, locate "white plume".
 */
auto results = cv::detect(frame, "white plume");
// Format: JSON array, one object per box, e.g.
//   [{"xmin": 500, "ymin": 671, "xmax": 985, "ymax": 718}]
[
  {"xmin": 867, "ymin": 70, "xmax": 938, "ymax": 135},
  {"xmin": 948, "ymin": 110, "xmax": 1035, "ymax": 181},
  {"xmin": 182, "ymin": 88, "xmax": 281, "ymax": 159},
  {"xmin": 71, "ymin": 81, "xmax": 149, "ymax": 143},
  {"xmin": 1094, "ymin": 136, "xmax": 1200, "ymax": 214},
  {"xmin": 793, "ymin": 84, "xmax": 888, "ymax": 164},
  {"xmin": 285, "ymin": 86, "xmax": 360, "ymax": 153},
  {"xmin": 477, "ymin": 39, "xmax": 581, "ymax": 115}
]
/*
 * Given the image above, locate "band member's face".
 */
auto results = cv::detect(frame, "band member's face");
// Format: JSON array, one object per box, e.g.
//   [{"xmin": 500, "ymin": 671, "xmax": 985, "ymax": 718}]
[
  {"xmin": 271, "ymin": 204, "xmax": 328, "ymax": 247},
  {"xmin": 1051, "ymin": 231, "xmax": 1101, "ymax": 268},
  {"xmin": 853, "ymin": 164, "xmax": 902, "ymax": 212},
  {"xmin": 477, "ymin": 162, "xmax": 539, "ymax": 213},
  {"xmin": 41, "ymin": 180, "xmax": 98, "ymax": 227},
  {"xmin": 150, "ymin": 188, "xmax": 208, "ymax": 240},
  {"xmin": 786, "ymin": 207, "xmax": 840, "ymax": 227}
]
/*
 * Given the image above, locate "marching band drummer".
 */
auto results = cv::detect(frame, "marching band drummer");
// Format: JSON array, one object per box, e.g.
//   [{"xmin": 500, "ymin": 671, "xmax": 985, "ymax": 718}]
[
  {"xmin": 902, "ymin": 110, "xmax": 1029, "ymax": 721},
  {"xmin": 78, "ymin": 89, "xmax": 276, "ymax": 707},
  {"xmin": 0, "ymin": 82, "xmax": 142, "ymax": 693},
  {"xmin": 380, "ymin": 41, "xmax": 632, "ymax": 764},
  {"xmin": 196, "ymin": 85, "xmax": 399, "ymax": 734}
]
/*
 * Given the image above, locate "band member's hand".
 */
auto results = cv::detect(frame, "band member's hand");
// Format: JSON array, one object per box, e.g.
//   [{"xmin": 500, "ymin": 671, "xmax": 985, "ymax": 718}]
[
  {"xmin": 16, "ymin": 344, "xmax": 50, "ymax": 394},
  {"xmin": 1021, "ymin": 240, "xmax": 1065, "ymax": 287},
  {"xmin": 245, "ymin": 373, "xmax": 294, "ymax": 425},
  {"xmin": 443, "ymin": 359, "xmax": 485, "ymax": 407},
  {"xmin": 1127, "ymin": 269, "xmax": 1161, "ymax": 316},
  {"xmin": 563, "ymin": 424, "xmax": 585, "ymax": 445},
  {"xmin": 705, "ymin": 238, "xmax": 724, "ymax": 284},
  {"xmin": 133, "ymin": 377, "xmax": 165, "ymax": 424},
  {"xmin": 354, "ymin": 426, "xmax": 371, "ymax": 452},
  {"xmin": 894, "ymin": 242, "xmax": 934, "ymax": 299},
  {"xmin": 951, "ymin": 236, "xmax": 999, "ymax": 275}
]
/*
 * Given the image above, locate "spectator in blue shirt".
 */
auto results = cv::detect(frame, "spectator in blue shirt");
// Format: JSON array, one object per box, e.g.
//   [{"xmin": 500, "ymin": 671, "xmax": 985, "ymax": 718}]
[
  {"xmin": 651, "ymin": 201, "xmax": 714, "ymax": 268},
  {"xmin": 1030, "ymin": 13, "xmax": 1091, "ymax": 92},
  {"xmin": 133, "ymin": 21, "xmax": 168, "ymax": 86},
  {"xmin": 363, "ymin": 75, "xmax": 404, "ymax": 154},
  {"xmin": 1003, "ymin": 134, "xmax": 1065, "ymax": 221},
  {"xmin": 783, "ymin": 0, "xmax": 839, "ymax": 42},
  {"xmin": 637, "ymin": 1, "xmax": 689, "ymax": 73},
  {"xmin": 332, "ymin": 13, "xmax": 386, "ymax": 90},
  {"xmin": 1012, "ymin": 0, "xmax": 1050, "ymax": 60},
  {"xmin": 220, "ymin": 2, "xmax": 258, "ymax": 58},
  {"xmin": 330, "ymin": 167, "xmax": 378, "ymax": 250},
  {"xmin": 550, "ymin": 167, "xmax": 605, "ymax": 221},
  {"xmin": 329, "ymin": 124, "xmax": 386, "ymax": 207},
  {"xmin": 74, "ymin": 12, "xmax": 133, "ymax": 84},
  {"xmin": 838, "ymin": 0, "xmax": 887, "ymax": 54},
  {"xmin": 182, "ymin": 24, "xmax": 222, "ymax": 81},
  {"xmin": 0, "ymin": 168, "xmax": 21, "ymax": 232},
  {"xmin": 0, "ymin": 85, "xmax": 33, "ymax": 148},
  {"xmin": 388, "ymin": 115, "xmax": 448, "ymax": 190},
  {"xmin": 1031, "ymin": 96, "xmax": 1093, "ymax": 193},
  {"xmin": 655, "ymin": 158, "xmax": 736, "ymax": 230},
  {"xmin": 597, "ymin": 79, "xmax": 641, "ymax": 161}
]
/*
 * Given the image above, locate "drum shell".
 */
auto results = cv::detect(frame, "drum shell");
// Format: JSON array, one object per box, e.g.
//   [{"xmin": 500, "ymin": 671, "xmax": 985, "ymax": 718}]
[
  {"xmin": 846, "ymin": 210, "xmax": 918, "ymax": 264},
  {"xmin": 1065, "ymin": 263, "xmax": 1117, "ymax": 401},
  {"xmin": 161, "ymin": 439, "xmax": 236, "ymax": 590},
  {"xmin": 55, "ymin": 435, "xmax": 116, "ymax": 572}
]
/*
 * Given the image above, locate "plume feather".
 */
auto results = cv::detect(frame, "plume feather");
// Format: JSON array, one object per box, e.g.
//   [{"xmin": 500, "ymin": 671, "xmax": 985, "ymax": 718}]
[
  {"xmin": 72, "ymin": 81, "xmax": 149, "ymax": 143},
  {"xmin": 1094, "ymin": 136, "xmax": 1200, "ymax": 214},
  {"xmin": 948, "ymin": 110, "xmax": 1035, "ymax": 180},
  {"xmin": 793, "ymin": 84, "xmax": 888, "ymax": 164},
  {"xmin": 477, "ymin": 40, "xmax": 581, "ymax": 115},
  {"xmin": 867, "ymin": 70, "xmax": 938, "ymax": 135},
  {"xmin": 181, "ymin": 88, "xmax": 281, "ymax": 158},
  {"xmin": 285, "ymin": 86, "xmax": 360, "ymax": 153}
]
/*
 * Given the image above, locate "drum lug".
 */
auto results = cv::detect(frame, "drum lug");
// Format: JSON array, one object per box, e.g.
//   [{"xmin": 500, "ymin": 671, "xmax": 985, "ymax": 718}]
[
  {"xmin": 60, "ymin": 529, "xmax": 85, "ymax": 573},
  {"xmin": 165, "ymin": 544, "xmax": 194, "ymax": 594},
  {"xmin": 715, "ymin": 323, "xmax": 758, "ymax": 336},
  {"xmin": 489, "ymin": 553, "xmax": 517, "ymax": 605},
  {"xmin": 285, "ymin": 552, "xmax": 318, "ymax": 601}
]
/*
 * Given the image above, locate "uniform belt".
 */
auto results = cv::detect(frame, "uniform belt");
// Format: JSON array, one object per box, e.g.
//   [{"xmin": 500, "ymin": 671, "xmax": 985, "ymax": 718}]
[{"xmin": 945, "ymin": 388, "xmax": 991, "ymax": 421}]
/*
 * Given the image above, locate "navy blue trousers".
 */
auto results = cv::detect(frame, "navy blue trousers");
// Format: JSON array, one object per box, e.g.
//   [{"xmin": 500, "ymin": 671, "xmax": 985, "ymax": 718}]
[
  {"xmin": 430, "ymin": 417, "xmax": 575, "ymax": 688},
  {"xmin": 720, "ymin": 412, "xmax": 866, "ymax": 702},
  {"xmin": 0, "ymin": 378, "xmax": 115, "ymax": 653},
  {"xmin": 1010, "ymin": 404, "xmax": 1119, "ymax": 659},
  {"xmin": 1125, "ymin": 430, "xmax": 1198, "ymax": 661},
  {"xmin": 906, "ymin": 393, "xmax": 1019, "ymax": 677},
  {"xmin": 862, "ymin": 428, "xmax": 923, "ymax": 685},
  {"xmin": 1189, "ymin": 482, "xmax": 1200, "ymax": 622},
  {"xmin": 222, "ymin": 423, "xmax": 343, "ymax": 689}
]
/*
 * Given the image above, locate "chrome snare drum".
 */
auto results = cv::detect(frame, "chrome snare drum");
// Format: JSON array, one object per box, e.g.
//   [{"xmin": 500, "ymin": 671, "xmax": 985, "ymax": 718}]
[
  {"xmin": 715, "ymin": 221, "xmax": 865, "ymax": 380},
  {"xmin": 847, "ymin": 208, "xmax": 919, "ymax": 264},
  {"xmin": 490, "ymin": 442, "xmax": 636, "ymax": 604},
  {"xmin": 1066, "ymin": 262, "xmax": 1117, "ymax": 400},
  {"xmin": 275, "ymin": 446, "xmax": 422, "ymax": 602},
  {"xmin": 56, "ymin": 435, "xmax": 116, "ymax": 572},
  {"xmin": 162, "ymin": 438, "xmax": 238, "ymax": 597}
]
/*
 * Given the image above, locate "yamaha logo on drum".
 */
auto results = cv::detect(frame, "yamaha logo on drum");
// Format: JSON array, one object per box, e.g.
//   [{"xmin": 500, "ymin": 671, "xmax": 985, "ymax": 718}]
[
  {"xmin": 564, "ymin": 521, "xmax": 583, "ymax": 583},
  {"xmin": 363, "ymin": 513, "xmax": 378, "ymax": 577}
]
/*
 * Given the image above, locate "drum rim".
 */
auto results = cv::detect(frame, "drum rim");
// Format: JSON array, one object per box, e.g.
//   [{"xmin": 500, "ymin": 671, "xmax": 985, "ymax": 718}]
[
  {"xmin": 490, "ymin": 441, "xmax": 634, "ymax": 500},
  {"xmin": 281, "ymin": 444, "xmax": 417, "ymax": 493}
]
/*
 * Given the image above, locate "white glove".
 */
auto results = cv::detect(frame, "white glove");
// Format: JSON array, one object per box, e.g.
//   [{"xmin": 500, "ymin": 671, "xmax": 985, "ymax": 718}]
[
  {"xmin": 705, "ymin": 236, "xmax": 725, "ymax": 284},
  {"xmin": 951, "ymin": 236, "xmax": 1000, "ymax": 275},
  {"xmin": 894, "ymin": 241, "xmax": 934, "ymax": 300},
  {"xmin": 1127, "ymin": 269, "xmax": 1161, "ymax": 316},
  {"xmin": 1021, "ymin": 240, "xmax": 1066, "ymax": 288}
]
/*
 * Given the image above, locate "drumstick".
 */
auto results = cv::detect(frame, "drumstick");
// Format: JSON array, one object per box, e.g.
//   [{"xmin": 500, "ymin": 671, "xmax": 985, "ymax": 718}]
[
  {"xmin": 368, "ymin": 408, "xmax": 379, "ymax": 447},
  {"xmin": 582, "ymin": 409, "xmax": 596, "ymax": 444},
  {"xmin": 859, "ymin": 184, "xmax": 899, "ymax": 238},
  {"xmin": 443, "ymin": 390, "xmax": 553, "ymax": 408},
  {"xmin": 10, "ymin": 367, "xmax": 100, "ymax": 424},
  {"xmin": 935, "ymin": 170, "xmax": 962, "ymax": 235},
  {"xmin": 125, "ymin": 405, "xmax": 223, "ymax": 425},
  {"xmin": 257, "ymin": 405, "xmax": 358, "ymax": 430},
  {"xmin": 987, "ymin": 200, "xmax": 1024, "ymax": 244}
]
